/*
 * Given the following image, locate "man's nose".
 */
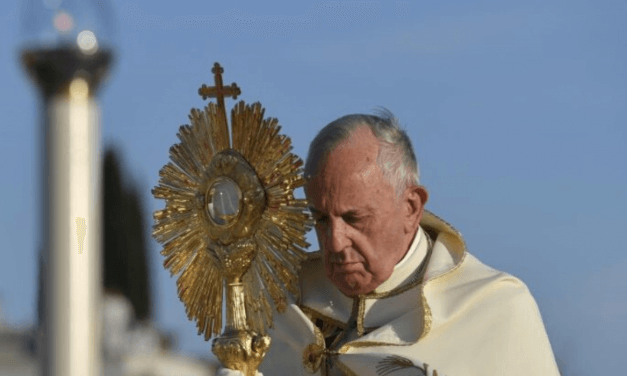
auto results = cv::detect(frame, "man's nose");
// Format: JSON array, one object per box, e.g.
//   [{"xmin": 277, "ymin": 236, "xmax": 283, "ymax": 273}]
[{"xmin": 327, "ymin": 219, "xmax": 351, "ymax": 253}]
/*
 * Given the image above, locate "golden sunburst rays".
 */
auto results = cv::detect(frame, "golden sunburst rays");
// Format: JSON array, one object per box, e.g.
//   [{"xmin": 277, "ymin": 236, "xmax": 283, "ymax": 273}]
[{"xmin": 152, "ymin": 97, "xmax": 313, "ymax": 340}]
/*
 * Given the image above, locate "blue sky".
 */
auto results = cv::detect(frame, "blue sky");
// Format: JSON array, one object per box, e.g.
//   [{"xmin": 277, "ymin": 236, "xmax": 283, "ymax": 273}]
[{"xmin": 1, "ymin": 0, "xmax": 625, "ymax": 374}]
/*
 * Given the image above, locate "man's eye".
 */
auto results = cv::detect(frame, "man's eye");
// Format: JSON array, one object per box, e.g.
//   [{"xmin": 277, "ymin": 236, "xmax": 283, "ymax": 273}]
[{"xmin": 342, "ymin": 214, "xmax": 362, "ymax": 224}]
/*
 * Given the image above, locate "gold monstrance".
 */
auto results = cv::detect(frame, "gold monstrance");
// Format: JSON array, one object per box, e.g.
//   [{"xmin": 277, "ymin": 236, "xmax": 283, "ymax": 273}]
[{"xmin": 152, "ymin": 63, "xmax": 313, "ymax": 375}]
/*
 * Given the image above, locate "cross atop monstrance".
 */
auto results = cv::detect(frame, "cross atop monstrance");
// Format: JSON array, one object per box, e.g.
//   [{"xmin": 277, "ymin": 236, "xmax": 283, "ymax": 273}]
[
  {"xmin": 198, "ymin": 62, "xmax": 241, "ymax": 132},
  {"xmin": 152, "ymin": 62, "xmax": 312, "ymax": 376}
]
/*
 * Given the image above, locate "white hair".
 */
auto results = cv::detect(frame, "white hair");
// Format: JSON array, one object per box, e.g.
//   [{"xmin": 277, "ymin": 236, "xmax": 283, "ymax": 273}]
[{"xmin": 304, "ymin": 108, "xmax": 420, "ymax": 197}]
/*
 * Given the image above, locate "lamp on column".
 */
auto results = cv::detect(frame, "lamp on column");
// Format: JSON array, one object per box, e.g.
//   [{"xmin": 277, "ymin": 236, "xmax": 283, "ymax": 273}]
[
  {"xmin": 20, "ymin": 0, "xmax": 116, "ymax": 97},
  {"xmin": 18, "ymin": 1, "xmax": 117, "ymax": 375}
]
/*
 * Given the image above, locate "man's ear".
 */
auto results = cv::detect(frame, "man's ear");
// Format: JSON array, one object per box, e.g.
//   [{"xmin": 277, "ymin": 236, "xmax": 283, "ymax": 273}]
[{"xmin": 404, "ymin": 185, "xmax": 429, "ymax": 233}]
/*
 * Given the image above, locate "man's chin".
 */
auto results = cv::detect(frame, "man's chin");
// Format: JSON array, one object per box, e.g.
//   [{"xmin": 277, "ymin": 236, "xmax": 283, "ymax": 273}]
[{"xmin": 333, "ymin": 276, "xmax": 375, "ymax": 296}]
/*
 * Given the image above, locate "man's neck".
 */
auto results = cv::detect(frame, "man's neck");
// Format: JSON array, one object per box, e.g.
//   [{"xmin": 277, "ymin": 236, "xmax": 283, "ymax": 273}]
[{"xmin": 373, "ymin": 226, "xmax": 428, "ymax": 294}]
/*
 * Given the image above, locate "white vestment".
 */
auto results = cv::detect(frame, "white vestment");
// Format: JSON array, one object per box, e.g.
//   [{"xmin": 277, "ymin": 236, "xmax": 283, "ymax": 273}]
[{"xmin": 256, "ymin": 211, "xmax": 560, "ymax": 376}]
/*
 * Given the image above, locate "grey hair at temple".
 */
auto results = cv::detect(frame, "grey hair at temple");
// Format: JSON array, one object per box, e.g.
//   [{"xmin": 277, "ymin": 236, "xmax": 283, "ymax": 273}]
[{"xmin": 304, "ymin": 109, "xmax": 420, "ymax": 197}]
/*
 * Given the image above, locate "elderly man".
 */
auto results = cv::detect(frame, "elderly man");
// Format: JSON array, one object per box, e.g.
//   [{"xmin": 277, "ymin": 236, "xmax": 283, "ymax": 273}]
[{"xmin": 221, "ymin": 111, "xmax": 560, "ymax": 376}]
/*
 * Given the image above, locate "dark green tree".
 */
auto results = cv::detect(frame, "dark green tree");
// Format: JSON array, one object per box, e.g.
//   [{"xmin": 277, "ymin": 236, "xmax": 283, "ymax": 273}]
[{"xmin": 103, "ymin": 146, "xmax": 152, "ymax": 321}]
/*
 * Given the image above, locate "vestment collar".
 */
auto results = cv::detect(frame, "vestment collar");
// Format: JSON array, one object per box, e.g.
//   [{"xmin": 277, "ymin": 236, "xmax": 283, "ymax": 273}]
[{"xmin": 373, "ymin": 226, "xmax": 427, "ymax": 294}]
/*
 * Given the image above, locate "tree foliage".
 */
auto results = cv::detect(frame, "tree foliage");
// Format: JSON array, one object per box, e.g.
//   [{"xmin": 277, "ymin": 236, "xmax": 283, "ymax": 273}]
[{"xmin": 103, "ymin": 147, "xmax": 152, "ymax": 321}]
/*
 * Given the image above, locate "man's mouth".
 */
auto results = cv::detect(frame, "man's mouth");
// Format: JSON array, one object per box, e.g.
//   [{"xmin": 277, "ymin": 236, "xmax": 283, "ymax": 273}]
[
  {"xmin": 334, "ymin": 261, "xmax": 358, "ymax": 267},
  {"xmin": 333, "ymin": 263, "xmax": 362, "ymax": 274}
]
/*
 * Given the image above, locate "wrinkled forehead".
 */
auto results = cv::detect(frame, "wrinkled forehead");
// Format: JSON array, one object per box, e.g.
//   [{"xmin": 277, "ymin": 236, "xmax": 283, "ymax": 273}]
[{"xmin": 305, "ymin": 136, "xmax": 384, "ymax": 202}]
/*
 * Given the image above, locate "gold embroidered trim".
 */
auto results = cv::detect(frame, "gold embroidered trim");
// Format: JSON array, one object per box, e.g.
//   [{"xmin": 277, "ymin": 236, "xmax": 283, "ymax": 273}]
[
  {"xmin": 338, "ymin": 339, "xmax": 407, "ymax": 355},
  {"xmin": 415, "ymin": 210, "xmax": 467, "ymax": 340},
  {"xmin": 419, "ymin": 286, "xmax": 432, "ymax": 340},
  {"xmin": 423, "ymin": 235, "xmax": 467, "ymax": 288},
  {"xmin": 302, "ymin": 324, "xmax": 326, "ymax": 374},
  {"xmin": 356, "ymin": 296, "xmax": 366, "ymax": 337},
  {"xmin": 301, "ymin": 306, "xmax": 348, "ymax": 330},
  {"xmin": 423, "ymin": 210, "xmax": 468, "ymax": 273}
]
